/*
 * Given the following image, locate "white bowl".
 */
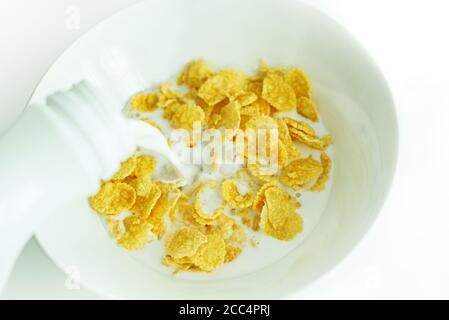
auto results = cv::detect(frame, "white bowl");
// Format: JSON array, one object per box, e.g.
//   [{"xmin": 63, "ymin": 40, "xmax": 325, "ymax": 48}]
[{"xmin": 32, "ymin": 0, "xmax": 398, "ymax": 299}]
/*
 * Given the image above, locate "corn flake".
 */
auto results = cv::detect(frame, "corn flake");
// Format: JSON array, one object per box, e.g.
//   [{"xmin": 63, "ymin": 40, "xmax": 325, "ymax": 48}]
[
  {"xmin": 165, "ymin": 226, "xmax": 207, "ymax": 259},
  {"xmin": 283, "ymin": 118, "xmax": 316, "ymax": 136},
  {"xmin": 130, "ymin": 92, "xmax": 159, "ymax": 112},
  {"xmin": 177, "ymin": 59, "xmax": 213, "ymax": 90},
  {"xmin": 264, "ymin": 186, "xmax": 300, "ymax": 228},
  {"xmin": 224, "ymin": 222, "xmax": 247, "ymax": 263},
  {"xmin": 170, "ymin": 104, "xmax": 205, "ymax": 130},
  {"xmin": 297, "ymin": 97, "xmax": 319, "ymax": 122},
  {"xmin": 290, "ymin": 129, "xmax": 332, "ymax": 151},
  {"xmin": 105, "ymin": 217, "xmax": 124, "ymax": 240},
  {"xmin": 149, "ymin": 192, "xmax": 182, "ymax": 239},
  {"xmin": 191, "ymin": 228, "xmax": 226, "ymax": 271},
  {"xmin": 198, "ymin": 69, "xmax": 248, "ymax": 105},
  {"xmin": 252, "ymin": 181, "xmax": 279, "ymax": 212},
  {"xmin": 236, "ymin": 92, "xmax": 258, "ymax": 106},
  {"xmin": 118, "ymin": 215, "xmax": 153, "ymax": 250},
  {"xmin": 260, "ymin": 204, "xmax": 303, "ymax": 241},
  {"xmin": 218, "ymin": 101, "xmax": 241, "ymax": 130},
  {"xmin": 262, "ymin": 73, "xmax": 296, "ymax": 111},
  {"xmin": 284, "ymin": 68, "xmax": 312, "ymax": 99},
  {"xmin": 111, "ymin": 156, "xmax": 137, "ymax": 181},
  {"xmin": 222, "ymin": 179, "xmax": 254, "ymax": 209},
  {"xmin": 90, "ymin": 182, "xmax": 136, "ymax": 215},
  {"xmin": 310, "ymin": 152, "xmax": 332, "ymax": 192},
  {"xmin": 276, "ymin": 119, "xmax": 301, "ymax": 159},
  {"xmin": 280, "ymin": 156, "xmax": 323, "ymax": 190},
  {"xmin": 130, "ymin": 183, "xmax": 162, "ymax": 218},
  {"xmin": 134, "ymin": 155, "xmax": 157, "ymax": 178}
]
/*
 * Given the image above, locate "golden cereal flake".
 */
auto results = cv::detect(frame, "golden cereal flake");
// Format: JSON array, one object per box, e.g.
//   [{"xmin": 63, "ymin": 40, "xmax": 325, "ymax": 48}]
[
  {"xmin": 90, "ymin": 182, "xmax": 136, "ymax": 215},
  {"xmin": 130, "ymin": 92, "xmax": 159, "ymax": 112},
  {"xmin": 222, "ymin": 179, "xmax": 254, "ymax": 209},
  {"xmin": 208, "ymin": 113, "xmax": 222, "ymax": 129},
  {"xmin": 247, "ymin": 77, "xmax": 264, "ymax": 96},
  {"xmin": 155, "ymin": 181, "xmax": 181, "ymax": 194},
  {"xmin": 252, "ymin": 181, "xmax": 280, "ymax": 212},
  {"xmin": 289, "ymin": 129, "xmax": 332, "ymax": 151},
  {"xmin": 162, "ymin": 99, "xmax": 183, "ymax": 119},
  {"xmin": 158, "ymin": 84, "xmax": 183, "ymax": 106},
  {"xmin": 149, "ymin": 192, "xmax": 182, "ymax": 239},
  {"xmin": 175, "ymin": 199, "xmax": 203, "ymax": 227},
  {"xmin": 224, "ymin": 223, "xmax": 247, "ymax": 263},
  {"xmin": 257, "ymin": 99, "xmax": 272, "ymax": 116},
  {"xmin": 310, "ymin": 152, "xmax": 332, "ymax": 192},
  {"xmin": 259, "ymin": 205, "xmax": 303, "ymax": 241},
  {"xmin": 217, "ymin": 214, "xmax": 235, "ymax": 239},
  {"xmin": 247, "ymin": 163, "xmax": 277, "ymax": 182},
  {"xmin": 282, "ymin": 118, "xmax": 316, "ymax": 136},
  {"xmin": 218, "ymin": 101, "xmax": 241, "ymax": 130},
  {"xmin": 170, "ymin": 104, "xmax": 205, "ymax": 130},
  {"xmin": 162, "ymin": 255, "xmax": 203, "ymax": 273},
  {"xmin": 261, "ymin": 73, "xmax": 296, "ymax": 111},
  {"xmin": 284, "ymin": 68, "xmax": 312, "ymax": 99},
  {"xmin": 258, "ymin": 59, "xmax": 270, "ymax": 75},
  {"xmin": 184, "ymin": 181, "xmax": 205, "ymax": 198},
  {"xmin": 191, "ymin": 229, "xmax": 226, "ymax": 271},
  {"xmin": 247, "ymin": 215, "xmax": 262, "ymax": 232},
  {"xmin": 280, "ymin": 156, "xmax": 323, "ymax": 190},
  {"xmin": 192, "ymin": 211, "xmax": 219, "ymax": 226},
  {"xmin": 244, "ymin": 99, "xmax": 271, "ymax": 118},
  {"xmin": 264, "ymin": 186, "xmax": 300, "ymax": 229},
  {"xmin": 257, "ymin": 60, "xmax": 286, "ymax": 78},
  {"xmin": 224, "ymin": 246, "xmax": 243, "ymax": 263},
  {"xmin": 165, "ymin": 226, "xmax": 207, "ymax": 259},
  {"xmin": 276, "ymin": 119, "xmax": 301, "ymax": 159},
  {"xmin": 198, "ymin": 69, "xmax": 248, "ymax": 105},
  {"xmin": 177, "ymin": 59, "xmax": 214, "ymax": 90},
  {"xmin": 240, "ymin": 104, "xmax": 260, "ymax": 117},
  {"xmin": 134, "ymin": 155, "xmax": 157, "ymax": 178},
  {"xmin": 297, "ymin": 97, "xmax": 319, "ymax": 122},
  {"xmin": 111, "ymin": 156, "xmax": 137, "ymax": 181},
  {"xmin": 236, "ymin": 92, "xmax": 258, "ymax": 106},
  {"xmin": 130, "ymin": 183, "xmax": 162, "ymax": 218},
  {"xmin": 196, "ymin": 96, "xmax": 215, "ymax": 122},
  {"xmin": 183, "ymin": 89, "xmax": 198, "ymax": 101},
  {"xmin": 118, "ymin": 215, "xmax": 153, "ymax": 250},
  {"xmin": 283, "ymin": 117, "xmax": 332, "ymax": 150},
  {"xmin": 126, "ymin": 175, "xmax": 152, "ymax": 197},
  {"xmin": 244, "ymin": 115, "xmax": 277, "ymax": 131},
  {"xmin": 239, "ymin": 115, "xmax": 252, "ymax": 131},
  {"xmin": 105, "ymin": 217, "xmax": 124, "ymax": 240},
  {"xmin": 234, "ymin": 207, "xmax": 260, "ymax": 231}
]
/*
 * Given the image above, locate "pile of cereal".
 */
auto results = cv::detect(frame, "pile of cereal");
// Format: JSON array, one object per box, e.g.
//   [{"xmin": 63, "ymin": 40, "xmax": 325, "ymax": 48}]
[{"xmin": 89, "ymin": 59, "xmax": 332, "ymax": 273}]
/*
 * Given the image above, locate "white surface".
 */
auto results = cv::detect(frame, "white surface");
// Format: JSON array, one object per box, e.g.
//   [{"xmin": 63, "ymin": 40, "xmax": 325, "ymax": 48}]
[{"xmin": 1, "ymin": 0, "xmax": 449, "ymax": 299}]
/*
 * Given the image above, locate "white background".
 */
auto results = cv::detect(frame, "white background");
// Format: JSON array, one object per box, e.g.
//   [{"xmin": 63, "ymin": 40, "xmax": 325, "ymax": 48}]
[{"xmin": 1, "ymin": 0, "xmax": 448, "ymax": 299}]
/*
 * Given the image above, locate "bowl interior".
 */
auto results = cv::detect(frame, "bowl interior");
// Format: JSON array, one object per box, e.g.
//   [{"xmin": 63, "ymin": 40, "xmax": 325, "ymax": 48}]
[{"xmin": 33, "ymin": 0, "xmax": 397, "ymax": 299}]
